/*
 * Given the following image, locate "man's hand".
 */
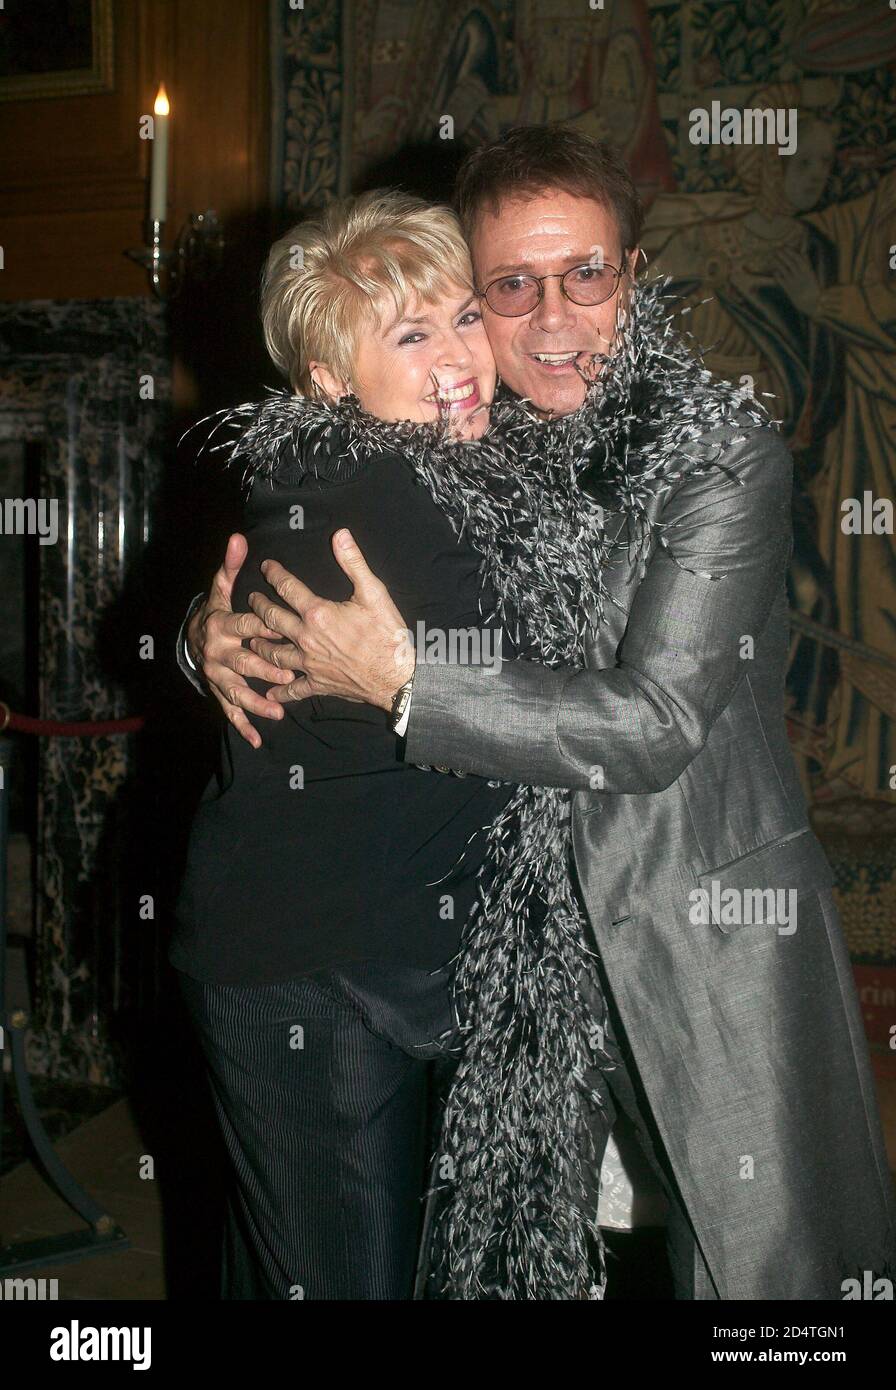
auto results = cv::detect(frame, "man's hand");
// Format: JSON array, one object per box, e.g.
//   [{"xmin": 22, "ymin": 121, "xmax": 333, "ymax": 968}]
[
  {"xmin": 247, "ymin": 529, "xmax": 415, "ymax": 712},
  {"xmin": 188, "ymin": 532, "xmax": 296, "ymax": 749}
]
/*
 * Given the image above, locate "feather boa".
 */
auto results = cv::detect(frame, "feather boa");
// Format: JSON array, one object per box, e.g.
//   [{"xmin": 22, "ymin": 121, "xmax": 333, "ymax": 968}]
[{"xmin": 195, "ymin": 278, "xmax": 770, "ymax": 1300}]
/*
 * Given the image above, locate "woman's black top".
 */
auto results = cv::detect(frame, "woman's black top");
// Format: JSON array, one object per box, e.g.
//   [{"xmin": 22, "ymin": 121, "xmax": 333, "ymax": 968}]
[{"xmin": 170, "ymin": 441, "xmax": 516, "ymax": 986}]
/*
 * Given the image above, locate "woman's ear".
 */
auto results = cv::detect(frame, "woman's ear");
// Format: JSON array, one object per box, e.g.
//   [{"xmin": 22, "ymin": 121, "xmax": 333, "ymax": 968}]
[{"xmin": 309, "ymin": 361, "xmax": 351, "ymax": 401}]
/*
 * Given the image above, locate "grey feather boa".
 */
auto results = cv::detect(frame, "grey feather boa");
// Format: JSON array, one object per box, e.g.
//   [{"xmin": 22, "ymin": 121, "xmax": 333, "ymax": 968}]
[{"xmin": 199, "ymin": 278, "xmax": 770, "ymax": 1300}]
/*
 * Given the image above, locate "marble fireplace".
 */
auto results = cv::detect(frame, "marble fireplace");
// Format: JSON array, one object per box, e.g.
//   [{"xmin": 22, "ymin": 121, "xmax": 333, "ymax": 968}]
[{"xmin": 0, "ymin": 298, "xmax": 169, "ymax": 1085}]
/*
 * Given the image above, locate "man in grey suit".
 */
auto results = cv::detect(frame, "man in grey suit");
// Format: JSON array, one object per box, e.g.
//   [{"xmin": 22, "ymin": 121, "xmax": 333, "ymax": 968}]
[{"xmin": 178, "ymin": 126, "xmax": 895, "ymax": 1299}]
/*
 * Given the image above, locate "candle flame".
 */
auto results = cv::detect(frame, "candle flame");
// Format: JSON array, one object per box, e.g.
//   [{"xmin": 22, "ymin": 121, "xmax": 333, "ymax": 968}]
[{"xmin": 154, "ymin": 84, "xmax": 170, "ymax": 116}]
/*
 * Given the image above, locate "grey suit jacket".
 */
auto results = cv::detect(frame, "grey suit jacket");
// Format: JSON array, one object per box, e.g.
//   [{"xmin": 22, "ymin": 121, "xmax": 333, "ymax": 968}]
[{"xmin": 403, "ymin": 418, "xmax": 896, "ymax": 1299}]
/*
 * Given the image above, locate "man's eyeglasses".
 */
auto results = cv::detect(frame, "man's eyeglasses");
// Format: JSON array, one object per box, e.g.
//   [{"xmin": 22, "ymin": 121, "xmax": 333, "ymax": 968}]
[{"xmin": 477, "ymin": 261, "xmax": 627, "ymax": 317}]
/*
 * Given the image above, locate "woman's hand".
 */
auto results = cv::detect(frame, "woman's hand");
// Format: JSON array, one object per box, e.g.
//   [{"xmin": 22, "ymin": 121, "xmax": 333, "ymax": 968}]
[
  {"xmin": 188, "ymin": 533, "xmax": 296, "ymax": 748},
  {"xmin": 248, "ymin": 530, "xmax": 415, "ymax": 712}
]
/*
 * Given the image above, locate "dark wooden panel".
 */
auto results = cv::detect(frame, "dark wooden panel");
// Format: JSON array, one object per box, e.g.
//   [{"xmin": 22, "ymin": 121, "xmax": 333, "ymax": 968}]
[{"xmin": 0, "ymin": 0, "xmax": 269, "ymax": 302}]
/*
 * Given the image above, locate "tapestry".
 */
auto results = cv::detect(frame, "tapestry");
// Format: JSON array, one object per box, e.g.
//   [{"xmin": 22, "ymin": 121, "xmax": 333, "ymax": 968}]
[{"xmin": 269, "ymin": 0, "xmax": 896, "ymax": 1054}]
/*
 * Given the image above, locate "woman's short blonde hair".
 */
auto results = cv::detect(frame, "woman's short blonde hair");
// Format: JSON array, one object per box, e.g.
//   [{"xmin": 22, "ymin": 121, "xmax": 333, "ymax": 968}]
[{"xmin": 260, "ymin": 189, "xmax": 475, "ymax": 396}]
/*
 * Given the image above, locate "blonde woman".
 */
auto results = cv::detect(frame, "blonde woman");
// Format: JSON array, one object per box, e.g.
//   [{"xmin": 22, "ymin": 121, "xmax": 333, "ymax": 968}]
[{"xmin": 171, "ymin": 190, "xmax": 522, "ymax": 1300}]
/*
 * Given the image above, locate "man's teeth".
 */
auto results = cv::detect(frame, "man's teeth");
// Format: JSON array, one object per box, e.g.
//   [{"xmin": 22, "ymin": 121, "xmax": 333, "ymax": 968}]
[
  {"xmin": 429, "ymin": 381, "xmax": 476, "ymax": 402},
  {"xmin": 533, "ymin": 352, "xmax": 579, "ymax": 363}
]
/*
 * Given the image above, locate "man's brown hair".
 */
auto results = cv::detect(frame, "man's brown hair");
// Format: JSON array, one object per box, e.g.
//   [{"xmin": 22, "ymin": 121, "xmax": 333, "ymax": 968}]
[{"xmin": 454, "ymin": 124, "xmax": 644, "ymax": 261}]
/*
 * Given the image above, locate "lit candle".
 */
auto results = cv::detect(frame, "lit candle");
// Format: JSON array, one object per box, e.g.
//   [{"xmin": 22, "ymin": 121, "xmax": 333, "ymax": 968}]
[{"xmin": 149, "ymin": 84, "xmax": 170, "ymax": 224}]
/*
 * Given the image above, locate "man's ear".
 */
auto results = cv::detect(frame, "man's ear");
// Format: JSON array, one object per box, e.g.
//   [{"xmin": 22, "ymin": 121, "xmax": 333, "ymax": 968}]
[{"xmin": 308, "ymin": 361, "xmax": 351, "ymax": 401}]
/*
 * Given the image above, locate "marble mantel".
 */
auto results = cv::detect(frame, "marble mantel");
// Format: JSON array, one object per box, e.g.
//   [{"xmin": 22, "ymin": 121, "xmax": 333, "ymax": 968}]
[{"xmin": 0, "ymin": 298, "xmax": 170, "ymax": 1084}]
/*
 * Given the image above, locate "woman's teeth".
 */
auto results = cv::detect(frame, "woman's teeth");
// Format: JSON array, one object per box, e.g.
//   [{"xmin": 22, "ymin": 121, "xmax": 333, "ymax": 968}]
[{"xmin": 428, "ymin": 381, "xmax": 476, "ymax": 403}]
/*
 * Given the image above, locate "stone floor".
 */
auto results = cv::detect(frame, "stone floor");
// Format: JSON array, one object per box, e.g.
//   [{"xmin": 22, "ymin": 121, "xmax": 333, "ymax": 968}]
[
  {"xmin": 0, "ymin": 1076, "xmax": 124, "ymax": 1178},
  {"xmin": 0, "ymin": 1098, "xmax": 167, "ymax": 1299},
  {"xmin": 0, "ymin": 1016, "xmax": 227, "ymax": 1300}
]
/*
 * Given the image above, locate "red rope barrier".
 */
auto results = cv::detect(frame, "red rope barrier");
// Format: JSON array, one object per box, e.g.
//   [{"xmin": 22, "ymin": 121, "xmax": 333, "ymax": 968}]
[{"xmin": 0, "ymin": 703, "xmax": 145, "ymax": 736}]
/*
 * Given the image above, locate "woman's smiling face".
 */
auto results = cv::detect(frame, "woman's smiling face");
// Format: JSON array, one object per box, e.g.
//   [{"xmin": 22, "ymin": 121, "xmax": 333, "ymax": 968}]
[{"xmin": 316, "ymin": 282, "xmax": 496, "ymax": 440}]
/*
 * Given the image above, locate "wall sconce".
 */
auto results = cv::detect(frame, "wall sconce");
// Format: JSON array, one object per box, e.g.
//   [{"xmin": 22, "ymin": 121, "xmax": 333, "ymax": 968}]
[
  {"xmin": 125, "ymin": 83, "xmax": 225, "ymax": 301},
  {"xmin": 126, "ymin": 211, "xmax": 225, "ymax": 302}
]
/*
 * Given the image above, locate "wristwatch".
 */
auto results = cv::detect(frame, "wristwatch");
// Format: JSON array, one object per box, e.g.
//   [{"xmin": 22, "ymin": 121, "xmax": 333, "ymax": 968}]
[{"xmin": 389, "ymin": 675, "xmax": 414, "ymax": 734}]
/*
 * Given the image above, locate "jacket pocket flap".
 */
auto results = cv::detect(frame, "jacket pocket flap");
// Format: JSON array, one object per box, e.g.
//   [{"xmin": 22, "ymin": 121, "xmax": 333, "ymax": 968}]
[{"xmin": 696, "ymin": 827, "xmax": 835, "ymax": 931}]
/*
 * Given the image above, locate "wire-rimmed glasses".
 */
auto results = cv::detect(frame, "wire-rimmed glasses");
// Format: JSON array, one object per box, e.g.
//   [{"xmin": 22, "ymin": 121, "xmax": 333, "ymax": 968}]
[{"xmin": 478, "ymin": 261, "xmax": 627, "ymax": 317}]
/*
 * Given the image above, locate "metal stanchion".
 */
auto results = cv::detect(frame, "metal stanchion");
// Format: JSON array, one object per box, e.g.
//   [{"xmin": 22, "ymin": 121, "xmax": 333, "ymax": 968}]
[{"xmin": 0, "ymin": 734, "xmax": 130, "ymax": 1275}]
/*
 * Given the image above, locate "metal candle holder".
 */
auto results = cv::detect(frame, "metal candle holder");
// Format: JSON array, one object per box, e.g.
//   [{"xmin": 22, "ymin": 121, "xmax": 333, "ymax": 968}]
[{"xmin": 126, "ymin": 211, "xmax": 224, "ymax": 301}]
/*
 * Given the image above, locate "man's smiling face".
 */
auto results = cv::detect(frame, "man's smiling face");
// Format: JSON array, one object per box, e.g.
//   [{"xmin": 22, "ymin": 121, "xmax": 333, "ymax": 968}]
[{"xmin": 471, "ymin": 189, "xmax": 636, "ymax": 417}]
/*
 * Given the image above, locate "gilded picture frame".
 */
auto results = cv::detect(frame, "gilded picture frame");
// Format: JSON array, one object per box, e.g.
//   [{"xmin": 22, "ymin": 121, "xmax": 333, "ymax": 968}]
[{"xmin": 0, "ymin": 0, "xmax": 114, "ymax": 103}]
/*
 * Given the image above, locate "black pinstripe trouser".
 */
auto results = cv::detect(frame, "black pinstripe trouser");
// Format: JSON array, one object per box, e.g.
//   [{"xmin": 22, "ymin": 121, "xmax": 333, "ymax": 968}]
[
  {"xmin": 176, "ymin": 959, "xmax": 456, "ymax": 1301},
  {"xmin": 178, "ymin": 957, "xmax": 709, "ymax": 1300}
]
